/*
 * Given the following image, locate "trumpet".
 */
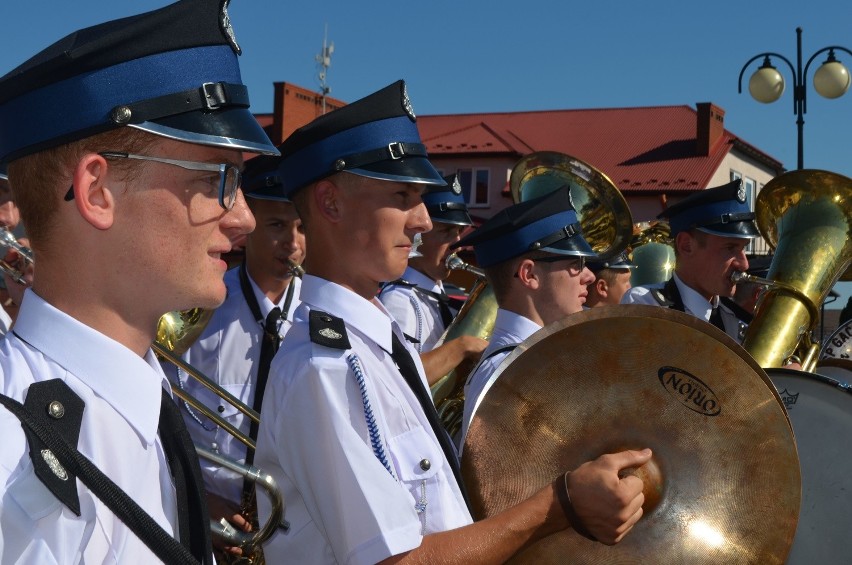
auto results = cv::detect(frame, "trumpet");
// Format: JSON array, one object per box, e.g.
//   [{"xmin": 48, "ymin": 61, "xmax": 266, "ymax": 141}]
[
  {"xmin": 0, "ymin": 227, "xmax": 33, "ymax": 286},
  {"xmin": 445, "ymin": 252, "xmax": 485, "ymax": 278},
  {"xmin": 287, "ymin": 258, "xmax": 305, "ymax": 278}
]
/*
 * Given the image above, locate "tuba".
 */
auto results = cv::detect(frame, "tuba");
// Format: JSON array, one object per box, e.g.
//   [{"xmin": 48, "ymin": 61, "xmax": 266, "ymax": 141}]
[
  {"xmin": 628, "ymin": 221, "xmax": 675, "ymax": 287},
  {"xmin": 739, "ymin": 169, "xmax": 852, "ymax": 371},
  {"xmin": 433, "ymin": 151, "xmax": 633, "ymax": 439}
]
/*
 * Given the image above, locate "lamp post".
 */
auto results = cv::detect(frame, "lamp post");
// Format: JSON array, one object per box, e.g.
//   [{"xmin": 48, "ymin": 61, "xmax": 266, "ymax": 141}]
[{"xmin": 737, "ymin": 28, "xmax": 852, "ymax": 170}]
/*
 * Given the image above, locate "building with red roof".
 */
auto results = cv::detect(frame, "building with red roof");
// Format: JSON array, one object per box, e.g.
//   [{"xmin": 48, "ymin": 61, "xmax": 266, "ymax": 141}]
[{"xmin": 254, "ymin": 83, "xmax": 784, "ymax": 255}]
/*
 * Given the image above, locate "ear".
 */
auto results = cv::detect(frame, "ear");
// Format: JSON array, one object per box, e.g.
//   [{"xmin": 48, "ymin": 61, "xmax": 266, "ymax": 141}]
[
  {"xmin": 71, "ymin": 153, "xmax": 114, "ymax": 231},
  {"xmin": 516, "ymin": 258, "xmax": 540, "ymax": 290},
  {"xmin": 675, "ymin": 231, "xmax": 694, "ymax": 256},
  {"xmin": 313, "ymin": 179, "xmax": 342, "ymax": 223},
  {"xmin": 595, "ymin": 277, "xmax": 608, "ymax": 297}
]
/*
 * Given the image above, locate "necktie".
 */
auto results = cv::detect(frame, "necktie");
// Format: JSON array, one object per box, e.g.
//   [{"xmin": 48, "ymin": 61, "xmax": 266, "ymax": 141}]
[
  {"xmin": 436, "ymin": 290, "xmax": 455, "ymax": 328},
  {"xmin": 247, "ymin": 306, "xmax": 281, "ymax": 455},
  {"xmin": 158, "ymin": 390, "xmax": 214, "ymax": 564},
  {"xmin": 709, "ymin": 304, "xmax": 726, "ymax": 332},
  {"xmin": 389, "ymin": 332, "xmax": 470, "ymax": 507}
]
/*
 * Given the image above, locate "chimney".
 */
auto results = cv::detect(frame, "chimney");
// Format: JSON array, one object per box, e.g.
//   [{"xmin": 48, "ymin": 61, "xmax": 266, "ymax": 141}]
[{"xmin": 696, "ymin": 102, "xmax": 725, "ymax": 156}]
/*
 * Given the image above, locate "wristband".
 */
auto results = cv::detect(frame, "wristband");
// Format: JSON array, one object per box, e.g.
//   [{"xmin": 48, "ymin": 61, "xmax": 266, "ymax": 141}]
[{"xmin": 555, "ymin": 472, "xmax": 598, "ymax": 541}]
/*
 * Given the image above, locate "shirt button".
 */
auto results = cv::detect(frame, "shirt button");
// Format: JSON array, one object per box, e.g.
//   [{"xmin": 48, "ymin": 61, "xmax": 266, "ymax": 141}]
[
  {"xmin": 217, "ymin": 405, "xmax": 225, "ymax": 413},
  {"xmin": 419, "ymin": 458, "xmax": 431, "ymax": 471}
]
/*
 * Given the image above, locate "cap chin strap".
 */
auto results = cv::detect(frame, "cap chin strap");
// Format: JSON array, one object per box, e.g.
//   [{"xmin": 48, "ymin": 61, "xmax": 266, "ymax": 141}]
[
  {"xmin": 332, "ymin": 142, "xmax": 427, "ymax": 172},
  {"xmin": 528, "ymin": 222, "xmax": 582, "ymax": 250},
  {"xmin": 109, "ymin": 82, "xmax": 249, "ymax": 125}
]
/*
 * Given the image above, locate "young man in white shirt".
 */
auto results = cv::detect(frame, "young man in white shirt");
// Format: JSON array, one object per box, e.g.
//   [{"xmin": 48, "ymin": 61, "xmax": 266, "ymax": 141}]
[
  {"xmin": 0, "ymin": 2, "xmax": 277, "ymax": 562},
  {"xmin": 621, "ymin": 180, "xmax": 759, "ymax": 343},
  {"xmin": 459, "ymin": 187, "xmax": 599, "ymax": 447},
  {"xmin": 254, "ymin": 81, "xmax": 652, "ymax": 565}
]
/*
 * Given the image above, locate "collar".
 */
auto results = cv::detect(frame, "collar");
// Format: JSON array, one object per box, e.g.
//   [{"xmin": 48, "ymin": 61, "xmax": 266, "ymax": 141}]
[
  {"xmin": 246, "ymin": 268, "xmax": 291, "ymax": 318},
  {"xmin": 13, "ymin": 289, "xmax": 167, "ymax": 445},
  {"xmin": 299, "ymin": 275, "xmax": 397, "ymax": 354},
  {"xmin": 403, "ymin": 266, "xmax": 444, "ymax": 295},
  {"xmin": 672, "ymin": 273, "xmax": 718, "ymax": 322},
  {"xmin": 493, "ymin": 308, "xmax": 543, "ymax": 344}
]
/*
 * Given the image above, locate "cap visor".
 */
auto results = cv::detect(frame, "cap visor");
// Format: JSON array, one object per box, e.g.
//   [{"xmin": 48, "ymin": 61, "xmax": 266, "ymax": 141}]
[
  {"xmin": 697, "ymin": 221, "xmax": 761, "ymax": 239},
  {"xmin": 350, "ymin": 156, "xmax": 445, "ymax": 185},
  {"xmin": 541, "ymin": 235, "xmax": 597, "ymax": 258},
  {"xmin": 431, "ymin": 210, "xmax": 474, "ymax": 226},
  {"xmin": 133, "ymin": 107, "xmax": 279, "ymax": 155}
]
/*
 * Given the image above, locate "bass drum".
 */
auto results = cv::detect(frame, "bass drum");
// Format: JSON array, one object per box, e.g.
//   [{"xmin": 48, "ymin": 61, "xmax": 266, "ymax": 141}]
[{"xmin": 767, "ymin": 367, "xmax": 852, "ymax": 564}]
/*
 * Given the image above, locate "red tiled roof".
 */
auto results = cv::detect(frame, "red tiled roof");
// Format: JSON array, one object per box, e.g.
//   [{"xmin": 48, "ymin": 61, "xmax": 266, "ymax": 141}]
[{"xmin": 418, "ymin": 105, "xmax": 782, "ymax": 193}]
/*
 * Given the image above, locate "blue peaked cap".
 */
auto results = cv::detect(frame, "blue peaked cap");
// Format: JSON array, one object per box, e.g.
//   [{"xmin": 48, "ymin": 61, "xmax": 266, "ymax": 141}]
[
  {"xmin": 660, "ymin": 179, "xmax": 759, "ymax": 239},
  {"xmin": 421, "ymin": 174, "xmax": 473, "ymax": 226},
  {"xmin": 0, "ymin": 0, "xmax": 277, "ymax": 163},
  {"xmin": 277, "ymin": 80, "xmax": 445, "ymax": 197},
  {"xmin": 453, "ymin": 186, "xmax": 595, "ymax": 267},
  {"xmin": 241, "ymin": 153, "xmax": 290, "ymax": 202}
]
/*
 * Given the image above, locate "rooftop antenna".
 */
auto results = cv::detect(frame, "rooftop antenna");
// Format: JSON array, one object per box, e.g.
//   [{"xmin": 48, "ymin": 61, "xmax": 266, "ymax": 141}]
[{"xmin": 315, "ymin": 24, "xmax": 334, "ymax": 115}]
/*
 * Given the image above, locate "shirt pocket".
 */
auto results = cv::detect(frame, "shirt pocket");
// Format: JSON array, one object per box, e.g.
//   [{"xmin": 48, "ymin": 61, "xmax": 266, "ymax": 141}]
[
  {"xmin": 7, "ymin": 461, "xmax": 63, "ymax": 521},
  {"xmin": 386, "ymin": 426, "xmax": 442, "ymax": 499}
]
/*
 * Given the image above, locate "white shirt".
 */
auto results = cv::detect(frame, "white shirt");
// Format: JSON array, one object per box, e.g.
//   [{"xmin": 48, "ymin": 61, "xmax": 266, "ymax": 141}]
[
  {"xmin": 621, "ymin": 273, "xmax": 745, "ymax": 342},
  {"xmin": 0, "ymin": 303, "xmax": 11, "ymax": 336},
  {"xmin": 0, "ymin": 290, "xmax": 178, "ymax": 564},
  {"xmin": 379, "ymin": 267, "xmax": 448, "ymax": 353},
  {"xmin": 255, "ymin": 275, "xmax": 472, "ymax": 565},
  {"xmin": 163, "ymin": 266, "xmax": 301, "ymax": 503},
  {"xmin": 460, "ymin": 309, "xmax": 542, "ymax": 451}
]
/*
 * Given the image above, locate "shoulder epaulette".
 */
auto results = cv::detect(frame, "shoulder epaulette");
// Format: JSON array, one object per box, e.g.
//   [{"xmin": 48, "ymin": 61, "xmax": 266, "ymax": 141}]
[
  {"xmin": 651, "ymin": 288, "xmax": 674, "ymax": 308},
  {"xmin": 23, "ymin": 379, "xmax": 85, "ymax": 515},
  {"xmin": 309, "ymin": 310, "xmax": 351, "ymax": 349},
  {"xmin": 379, "ymin": 279, "xmax": 417, "ymax": 295}
]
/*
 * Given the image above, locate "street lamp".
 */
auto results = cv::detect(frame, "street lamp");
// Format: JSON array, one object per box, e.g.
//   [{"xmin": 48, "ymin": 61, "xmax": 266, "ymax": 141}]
[{"xmin": 737, "ymin": 28, "xmax": 852, "ymax": 169}]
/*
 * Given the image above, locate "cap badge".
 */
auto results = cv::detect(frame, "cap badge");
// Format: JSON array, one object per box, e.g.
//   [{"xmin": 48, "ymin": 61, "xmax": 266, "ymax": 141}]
[
  {"xmin": 319, "ymin": 327, "xmax": 343, "ymax": 340},
  {"xmin": 219, "ymin": 0, "xmax": 242, "ymax": 55},
  {"xmin": 402, "ymin": 84, "xmax": 416, "ymax": 121},
  {"xmin": 451, "ymin": 177, "xmax": 462, "ymax": 195},
  {"xmin": 736, "ymin": 183, "xmax": 747, "ymax": 203}
]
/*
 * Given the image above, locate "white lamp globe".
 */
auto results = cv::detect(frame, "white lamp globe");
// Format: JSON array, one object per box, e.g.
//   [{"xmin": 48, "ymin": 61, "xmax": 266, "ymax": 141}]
[
  {"xmin": 813, "ymin": 59, "xmax": 851, "ymax": 99},
  {"xmin": 749, "ymin": 64, "xmax": 785, "ymax": 103}
]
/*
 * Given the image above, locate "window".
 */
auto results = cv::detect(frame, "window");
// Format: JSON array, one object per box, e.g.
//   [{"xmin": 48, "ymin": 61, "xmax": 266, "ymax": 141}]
[
  {"xmin": 730, "ymin": 170, "xmax": 742, "ymax": 182},
  {"xmin": 456, "ymin": 168, "xmax": 490, "ymax": 207},
  {"xmin": 743, "ymin": 177, "xmax": 756, "ymax": 211}
]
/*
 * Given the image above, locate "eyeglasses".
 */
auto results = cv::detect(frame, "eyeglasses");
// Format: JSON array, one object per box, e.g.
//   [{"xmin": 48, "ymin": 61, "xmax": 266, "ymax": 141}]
[
  {"xmin": 63, "ymin": 151, "xmax": 242, "ymax": 210},
  {"xmin": 532, "ymin": 255, "xmax": 586, "ymax": 275}
]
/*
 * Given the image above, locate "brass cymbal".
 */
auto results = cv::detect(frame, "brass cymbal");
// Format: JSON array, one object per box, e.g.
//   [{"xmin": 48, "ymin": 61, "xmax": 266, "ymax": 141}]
[{"xmin": 462, "ymin": 305, "xmax": 800, "ymax": 564}]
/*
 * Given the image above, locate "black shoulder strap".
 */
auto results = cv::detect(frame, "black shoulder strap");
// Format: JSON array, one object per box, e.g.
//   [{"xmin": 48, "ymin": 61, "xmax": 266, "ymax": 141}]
[
  {"xmin": 0, "ymin": 381, "xmax": 202, "ymax": 565},
  {"xmin": 309, "ymin": 310, "xmax": 351, "ymax": 349},
  {"xmin": 465, "ymin": 345, "xmax": 519, "ymax": 388},
  {"xmin": 653, "ymin": 278, "xmax": 685, "ymax": 311},
  {"xmin": 378, "ymin": 278, "xmax": 416, "ymax": 297}
]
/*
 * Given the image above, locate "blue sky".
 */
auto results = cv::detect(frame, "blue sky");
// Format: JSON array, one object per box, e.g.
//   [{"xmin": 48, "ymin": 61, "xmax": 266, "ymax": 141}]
[{"xmin": 3, "ymin": 0, "xmax": 852, "ymax": 309}]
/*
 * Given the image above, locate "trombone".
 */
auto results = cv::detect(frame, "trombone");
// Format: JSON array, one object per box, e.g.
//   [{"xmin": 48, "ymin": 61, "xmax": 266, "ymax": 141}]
[{"xmin": 155, "ymin": 309, "xmax": 289, "ymax": 554}]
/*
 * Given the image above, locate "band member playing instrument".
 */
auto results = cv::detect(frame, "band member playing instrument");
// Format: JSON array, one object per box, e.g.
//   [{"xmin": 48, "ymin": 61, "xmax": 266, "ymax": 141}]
[
  {"xmin": 163, "ymin": 153, "xmax": 305, "ymax": 559},
  {"xmin": 458, "ymin": 188, "xmax": 598, "ymax": 447},
  {"xmin": 584, "ymin": 252, "xmax": 635, "ymax": 308},
  {"xmin": 254, "ymin": 81, "xmax": 652, "ymax": 564},
  {"xmin": 379, "ymin": 175, "xmax": 487, "ymax": 384},
  {"xmin": 621, "ymin": 180, "xmax": 759, "ymax": 343},
  {"xmin": 0, "ymin": 1, "xmax": 277, "ymax": 562}
]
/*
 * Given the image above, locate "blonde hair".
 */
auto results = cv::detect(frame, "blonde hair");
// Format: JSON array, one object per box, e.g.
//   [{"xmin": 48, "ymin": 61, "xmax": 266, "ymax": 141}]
[{"xmin": 7, "ymin": 128, "xmax": 156, "ymax": 245}]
